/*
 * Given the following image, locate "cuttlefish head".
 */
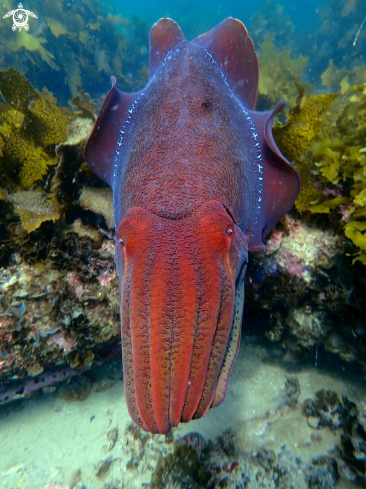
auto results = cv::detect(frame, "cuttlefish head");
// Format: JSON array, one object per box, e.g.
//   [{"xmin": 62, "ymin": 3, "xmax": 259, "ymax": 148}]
[{"xmin": 115, "ymin": 200, "xmax": 248, "ymax": 434}]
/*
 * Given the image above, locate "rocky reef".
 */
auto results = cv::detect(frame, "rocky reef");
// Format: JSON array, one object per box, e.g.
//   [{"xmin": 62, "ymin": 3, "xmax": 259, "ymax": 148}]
[{"xmin": 0, "ymin": 67, "xmax": 119, "ymax": 395}]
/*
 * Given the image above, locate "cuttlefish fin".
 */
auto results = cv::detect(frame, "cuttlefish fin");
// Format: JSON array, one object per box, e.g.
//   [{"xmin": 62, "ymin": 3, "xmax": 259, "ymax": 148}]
[
  {"xmin": 211, "ymin": 261, "xmax": 246, "ymax": 408},
  {"xmin": 246, "ymin": 100, "xmax": 301, "ymax": 251},
  {"xmin": 149, "ymin": 18, "xmax": 185, "ymax": 80},
  {"xmin": 84, "ymin": 77, "xmax": 141, "ymax": 187},
  {"xmin": 193, "ymin": 17, "xmax": 259, "ymax": 110}
]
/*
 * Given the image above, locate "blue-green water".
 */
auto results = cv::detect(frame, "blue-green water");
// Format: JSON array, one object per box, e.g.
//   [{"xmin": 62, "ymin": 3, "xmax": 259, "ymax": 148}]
[{"xmin": 111, "ymin": 0, "xmax": 321, "ymax": 35}]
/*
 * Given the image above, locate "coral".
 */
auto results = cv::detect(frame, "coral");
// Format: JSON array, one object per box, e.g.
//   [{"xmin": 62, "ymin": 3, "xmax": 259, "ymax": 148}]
[{"xmin": 257, "ymin": 35, "xmax": 309, "ymax": 109}]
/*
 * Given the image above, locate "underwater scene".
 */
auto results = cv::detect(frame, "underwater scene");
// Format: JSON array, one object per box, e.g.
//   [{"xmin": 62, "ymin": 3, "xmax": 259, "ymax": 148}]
[{"xmin": 0, "ymin": 0, "xmax": 366, "ymax": 487}]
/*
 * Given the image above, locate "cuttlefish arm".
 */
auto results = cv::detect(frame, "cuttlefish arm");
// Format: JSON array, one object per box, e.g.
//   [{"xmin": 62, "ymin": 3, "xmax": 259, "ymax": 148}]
[
  {"xmin": 116, "ymin": 201, "xmax": 248, "ymax": 434},
  {"xmin": 85, "ymin": 18, "xmax": 300, "ymax": 434}
]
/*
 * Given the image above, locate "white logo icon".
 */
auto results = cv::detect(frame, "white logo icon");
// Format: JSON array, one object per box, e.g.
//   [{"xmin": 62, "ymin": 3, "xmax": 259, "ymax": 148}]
[{"xmin": 3, "ymin": 3, "xmax": 38, "ymax": 31}]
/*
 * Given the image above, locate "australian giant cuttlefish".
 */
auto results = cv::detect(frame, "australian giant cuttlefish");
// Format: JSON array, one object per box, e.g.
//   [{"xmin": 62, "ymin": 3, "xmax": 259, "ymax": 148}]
[{"xmin": 84, "ymin": 17, "xmax": 300, "ymax": 434}]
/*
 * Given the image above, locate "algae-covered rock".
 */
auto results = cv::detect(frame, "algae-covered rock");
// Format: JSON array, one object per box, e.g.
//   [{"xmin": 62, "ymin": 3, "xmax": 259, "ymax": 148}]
[
  {"xmin": 0, "ymin": 229, "xmax": 119, "ymax": 382},
  {"xmin": 0, "ymin": 123, "xmax": 58, "ymax": 188},
  {"xmin": 302, "ymin": 390, "xmax": 366, "ymax": 487},
  {"xmin": 0, "ymin": 67, "xmax": 121, "ymax": 383},
  {"xmin": 0, "ymin": 66, "xmax": 38, "ymax": 111},
  {"xmin": 245, "ymin": 214, "xmax": 366, "ymax": 372},
  {"xmin": 28, "ymin": 97, "xmax": 74, "ymax": 146},
  {"xmin": 151, "ymin": 444, "xmax": 211, "ymax": 489}
]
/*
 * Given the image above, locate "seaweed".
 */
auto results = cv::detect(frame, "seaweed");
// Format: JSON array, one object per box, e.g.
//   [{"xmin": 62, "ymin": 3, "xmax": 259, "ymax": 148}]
[
  {"xmin": 0, "ymin": 68, "xmax": 74, "ymax": 190},
  {"xmin": 0, "ymin": 0, "xmax": 149, "ymax": 104},
  {"xmin": 309, "ymin": 0, "xmax": 365, "ymax": 79},
  {"xmin": 273, "ymin": 80, "xmax": 366, "ymax": 263},
  {"xmin": 9, "ymin": 190, "xmax": 62, "ymax": 233},
  {"xmin": 248, "ymin": 0, "xmax": 295, "ymax": 49},
  {"xmin": 257, "ymin": 35, "xmax": 309, "ymax": 110},
  {"xmin": 69, "ymin": 89, "xmax": 98, "ymax": 121}
]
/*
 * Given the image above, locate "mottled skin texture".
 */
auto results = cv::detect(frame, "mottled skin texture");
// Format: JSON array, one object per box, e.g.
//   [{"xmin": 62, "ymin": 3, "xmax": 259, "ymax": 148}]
[
  {"xmin": 114, "ymin": 42, "xmax": 260, "ymax": 235},
  {"xmin": 85, "ymin": 18, "xmax": 300, "ymax": 434}
]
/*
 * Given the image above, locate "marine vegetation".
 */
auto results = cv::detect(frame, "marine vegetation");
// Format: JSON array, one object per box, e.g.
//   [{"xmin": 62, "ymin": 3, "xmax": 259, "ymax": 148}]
[
  {"xmin": 310, "ymin": 0, "xmax": 366, "ymax": 82},
  {"xmin": 256, "ymin": 35, "xmax": 309, "ymax": 110},
  {"xmin": 0, "ymin": 67, "xmax": 74, "ymax": 192},
  {"xmin": 150, "ymin": 444, "xmax": 211, "ymax": 489},
  {"xmin": 273, "ymin": 77, "xmax": 366, "ymax": 264},
  {"xmin": 248, "ymin": 0, "xmax": 295, "ymax": 49},
  {"xmin": 0, "ymin": 68, "xmax": 119, "ymax": 385},
  {"xmin": 0, "ymin": 0, "xmax": 149, "ymax": 103},
  {"xmin": 248, "ymin": 0, "xmax": 365, "ymax": 88},
  {"xmin": 303, "ymin": 389, "xmax": 366, "ymax": 486},
  {"xmin": 0, "ymin": 6, "xmax": 364, "ymax": 461}
]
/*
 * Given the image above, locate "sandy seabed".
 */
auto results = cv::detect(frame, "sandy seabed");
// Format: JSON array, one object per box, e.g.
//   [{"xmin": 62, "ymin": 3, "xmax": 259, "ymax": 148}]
[{"xmin": 0, "ymin": 339, "xmax": 365, "ymax": 489}]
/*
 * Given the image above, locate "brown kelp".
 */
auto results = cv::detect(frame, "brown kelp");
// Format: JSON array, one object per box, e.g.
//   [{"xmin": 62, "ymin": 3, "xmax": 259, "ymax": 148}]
[{"xmin": 274, "ymin": 76, "xmax": 366, "ymax": 264}]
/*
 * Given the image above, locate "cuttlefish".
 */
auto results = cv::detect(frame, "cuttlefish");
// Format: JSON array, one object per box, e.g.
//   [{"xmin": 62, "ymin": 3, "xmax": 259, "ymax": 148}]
[{"xmin": 84, "ymin": 18, "xmax": 300, "ymax": 434}]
